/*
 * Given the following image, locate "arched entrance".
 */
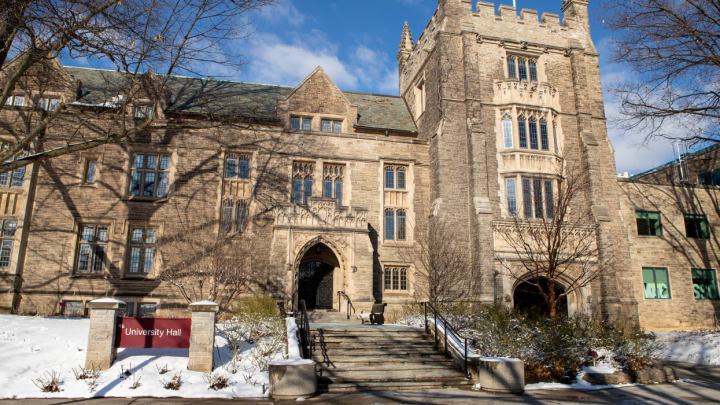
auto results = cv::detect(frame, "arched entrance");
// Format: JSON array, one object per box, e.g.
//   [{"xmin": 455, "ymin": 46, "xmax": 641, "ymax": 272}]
[
  {"xmin": 513, "ymin": 277, "xmax": 568, "ymax": 318},
  {"xmin": 298, "ymin": 242, "xmax": 341, "ymax": 310}
]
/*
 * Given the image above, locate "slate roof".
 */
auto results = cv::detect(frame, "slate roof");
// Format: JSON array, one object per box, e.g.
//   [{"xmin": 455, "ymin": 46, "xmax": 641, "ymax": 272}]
[{"xmin": 64, "ymin": 67, "xmax": 417, "ymax": 133}]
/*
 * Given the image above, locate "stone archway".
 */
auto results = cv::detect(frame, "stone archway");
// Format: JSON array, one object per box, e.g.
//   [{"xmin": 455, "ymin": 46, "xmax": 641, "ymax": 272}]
[
  {"xmin": 511, "ymin": 275, "xmax": 591, "ymax": 317},
  {"xmin": 294, "ymin": 237, "xmax": 347, "ymax": 311}
]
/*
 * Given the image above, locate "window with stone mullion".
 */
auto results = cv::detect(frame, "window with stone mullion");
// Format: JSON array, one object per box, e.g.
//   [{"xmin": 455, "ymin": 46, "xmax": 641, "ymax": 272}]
[
  {"xmin": 129, "ymin": 153, "xmax": 171, "ymax": 198},
  {"xmin": 0, "ymin": 219, "xmax": 16, "ymax": 268},
  {"xmin": 76, "ymin": 225, "xmax": 108, "ymax": 273},
  {"xmin": 127, "ymin": 227, "xmax": 157, "ymax": 275}
]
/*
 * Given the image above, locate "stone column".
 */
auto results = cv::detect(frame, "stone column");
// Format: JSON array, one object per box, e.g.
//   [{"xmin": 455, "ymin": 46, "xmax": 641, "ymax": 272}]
[
  {"xmin": 187, "ymin": 301, "xmax": 219, "ymax": 372},
  {"xmin": 85, "ymin": 298, "xmax": 126, "ymax": 370}
]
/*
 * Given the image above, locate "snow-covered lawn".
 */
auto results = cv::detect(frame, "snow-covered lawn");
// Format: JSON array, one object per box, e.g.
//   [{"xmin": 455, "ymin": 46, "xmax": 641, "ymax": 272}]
[
  {"xmin": 653, "ymin": 330, "xmax": 720, "ymax": 365},
  {"xmin": 0, "ymin": 314, "xmax": 277, "ymax": 399}
]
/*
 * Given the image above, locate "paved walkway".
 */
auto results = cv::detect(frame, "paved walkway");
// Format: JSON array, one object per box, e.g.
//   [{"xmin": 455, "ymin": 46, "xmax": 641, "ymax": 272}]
[{"xmin": 1, "ymin": 363, "xmax": 718, "ymax": 405}]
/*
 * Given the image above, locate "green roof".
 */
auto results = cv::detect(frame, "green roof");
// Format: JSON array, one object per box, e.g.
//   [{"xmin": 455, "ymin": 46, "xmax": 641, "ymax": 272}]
[
  {"xmin": 64, "ymin": 67, "xmax": 417, "ymax": 133},
  {"xmin": 630, "ymin": 143, "xmax": 720, "ymax": 179}
]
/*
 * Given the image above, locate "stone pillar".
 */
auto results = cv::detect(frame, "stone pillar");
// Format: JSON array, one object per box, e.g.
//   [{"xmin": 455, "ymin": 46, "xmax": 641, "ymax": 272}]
[
  {"xmin": 85, "ymin": 298, "xmax": 126, "ymax": 370},
  {"xmin": 187, "ymin": 301, "xmax": 219, "ymax": 372}
]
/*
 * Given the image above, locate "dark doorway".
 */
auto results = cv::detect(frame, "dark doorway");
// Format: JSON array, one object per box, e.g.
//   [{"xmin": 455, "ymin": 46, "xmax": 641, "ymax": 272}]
[
  {"xmin": 298, "ymin": 260, "xmax": 334, "ymax": 310},
  {"xmin": 513, "ymin": 277, "xmax": 568, "ymax": 318}
]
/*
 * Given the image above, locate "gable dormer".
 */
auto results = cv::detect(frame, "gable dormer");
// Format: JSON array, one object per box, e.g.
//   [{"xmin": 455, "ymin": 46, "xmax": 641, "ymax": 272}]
[{"xmin": 277, "ymin": 67, "xmax": 358, "ymax": 134}]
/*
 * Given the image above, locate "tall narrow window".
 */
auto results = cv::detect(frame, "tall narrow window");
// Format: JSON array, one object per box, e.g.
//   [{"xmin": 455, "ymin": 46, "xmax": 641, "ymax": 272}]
[
  {"xmin": 385, "ymin": 209, "xmax": 395, "ymax": 240},
  {"xmin": 324, "ymin": 178, "xmax": 333, "ymax": 198},
  {"xmin": 0, "ymin": 220, "xmax": 16, "ymax": 268},
  {"xmin": 76, "ymin": 225, "xmax": 108, "ymax": 273},
  {"xmin": 553, "ymin": 124, "xmax": 558, "ymax": 153},
  {"xmin": 528, "ymin": 119, "xmax": 539, "ymax": 150},
  {"xmin": 11, "ymin": 166, "xmax": 24, "ymax": 188},
  {"xmin": 506, "ymin": 178, "xmax": 517, "ymax": 218},
  {"xmin": 129, "ymin": 153, "xmax": 171, "ymax": 198},
  {"xmin": 293, "ymin": 175, "xmax": 303, "ymax": 204},
  {"xmin": 333, "ymin": 122, "xmax": 342, "ymax": 133},
  {"xmin": 544, "ymin": 180, "xmax": 554, "ymax": 219},
  {"xmin": 528, "ymin": 59, "xmax": 538, "ymax": 82},
  {"xmin": 238, "ymin": 156, "xmax": 250, "ymax": 179},
  {"xmin": 400, "ymin": 269, "xmax": 407, "ymax": 290},
  {"xmin": 385, "ymin": 167, "xmax": 394, "ymax": 189},
  {"xmin": 304, "ymin": 177, "xmax": 313, "ymax": 204},
  {"xmin": 518, "ymin": 118, "xmax": 527, "ymax": 148},
  {"xmin": 385, "ymin": 268, "xmax": 392, "ymax": 290},
  {"xmin": 692, "ymin": 269, "xmax": 719, "ymax": 300},
  {"xmin": 540, "ymin": 120, "xmax": 549, "ymax": 151},
  {"xmin": 236, "ymin": 200, "xmax": 248, "ymax": 233},
  {"xmin": 392, "ymin": 268, "xmax": 399, "ymax": 290},
  {"xmin": 533, "ymin": 179, "xmax": 544, "ymax": 219},
  {"xmin": 225, "ymin": 156, "xmax": 238, "ymax": 178},
  {"xmin": 222, "ymin": 200, "xmax": 234, "ymax": 233},
  {"xmin": 291, "ymin": 117, "xmax": 300, "ymax": 130},
  {"xmin": 86, "ymin": 161, "xmax": 97, "ymax": 184},
  {"xmin": 397, "ymin": 168, "xmax": 406, "ymax": 190},
  {"xmin": 397, "ymin": 210, "xmax": 407, "ymax": 241},
  {"xmin": 507, "ymin": 57, "xmax": 517, "ymax": 79},
  {"xmin": 518, "ymin": 59, "xmax": 528, "ymax": 81},
  {"xmin": 303, "ymin": 119, "xmax": 312, "ymax": 131},
  {"xmin": 127, "ymin": 227, "xmax": 157, "ymax": 275},
  {"xmin": 335, "ymin": 179, "xmax": 343, "ymax": 206},
  {"xmin": 502, "ymin": 118, "xmax": 513, "ymax": 149},
  {"xmin": 642, "ymin": 267, "xmax": 671, "ymax": 299},
  {"xmin": 0, "ymin": 144, "xmax": 28, "ymax": 189},
  {"xmin": 522, "ymin": 178, "xmax": 533, "ymax": 219}
]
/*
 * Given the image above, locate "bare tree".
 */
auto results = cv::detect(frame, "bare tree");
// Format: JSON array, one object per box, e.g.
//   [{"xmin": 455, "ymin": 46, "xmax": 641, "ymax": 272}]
[
  {"xmin": 0, "ymin": 0, "xmax": 277, "ymax": 173},
  {"xmin": 494, "ymin": 160, "xmax": 615, "ymax": 318},
  {"xmin": 158, "ymin": 201, "xmax": 252, "ymax": 315},
  {"xmin": 599, "ymin": 0, "xmax": 720, "ymax": 145},
  {"xmin": 401, "ymin": 214, "xmax": 471, "ymax": 303}
]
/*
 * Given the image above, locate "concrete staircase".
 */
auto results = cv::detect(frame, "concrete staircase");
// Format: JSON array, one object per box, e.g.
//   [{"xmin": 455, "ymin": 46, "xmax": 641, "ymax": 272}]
[{"xmin": 310, "ymin": 324, "xmax": 473, "ymax": 392}]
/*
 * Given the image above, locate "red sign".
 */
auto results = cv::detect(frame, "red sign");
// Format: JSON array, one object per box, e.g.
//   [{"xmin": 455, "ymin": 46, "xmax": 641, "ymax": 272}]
[{"xmin": 115, "ymin": 318, "xmax": 192, "ymax": 349}]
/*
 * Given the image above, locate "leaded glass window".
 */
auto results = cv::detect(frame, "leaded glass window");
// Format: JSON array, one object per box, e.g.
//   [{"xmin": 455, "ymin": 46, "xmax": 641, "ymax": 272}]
[
  {"xmin": 139, "ymin": 303, "xmax": 157, "ymax": 317},
  {"xmin": 529, "ymin": 59, "xmax": 538, "ymax": 81},
  {"xmin": 335, "ymin": 179, "xmax": 343, "ymax": 206},
  {"xmin": 0, "ymin": 219, "xmax": 15, "ymax": 268},
  {"xmin": 397, "ymin": 210, "xmax": 407, "ymax": 241},
  {"xmin": 518, "ymin": 58, "xmax": 528, "ymax": 81},
  {"xmin": 544, "ymin": 180, "xmax": 554, "ymax": 219},
  {"xmin": 506, "ymin": 178, "xmax": 517, "ymax": 218},
  {"xmin": 385, "ymin": 267, "xmax": 408, "ymax": 291},
  {"xmin": 503, "ymin": 118, "xmax": 513, "ymax": 149},
  {"xmin": 528, "ymin": 119, "xmax": 539, "ymax": 150},
  {"xmin": 127, "ymin": 227, "xmax": 157, "ymax": 275},
  {"xmin": 385, "ymin": 209, "xmax": 395, "ymax": 240},
  {"xmin": 226, "ymin": 155, "xmax": 250, "ymax": 180},
  {"xmin": 292, "ymin": 163, "xmax": 314, "ymax": 204},
  {"xmin": 385, "ymin": 167, "xmax": 394, "ymax": 189},
  {"xmin": 522, "ymin": 178, "xmax": 532, "ymax": 219},
  {"xmin": 507, "ymin": 57, "xmax": 517, "ymax": 79},
  {"xmin": 323, "ymin": 164, "xmax": 344, "ymax": 204},
  {"xmin": 322, "ymin": 120, "xmax": 343, "ymax": 133},
  {"xmin": 76, "ymin": 225, "xmax": 108, "ymax": 273},
  {"xmin": 0, "ymin": 143, "xmax": 28, "ymax": 189},
  {"xmin": 86, "ymin": 161, "xmax": 97, "ymax": 184},
  {"xmin": 385, "ymin": 269, "xmax": 392, "ymax": 290},
  {"xmin": 129, "ymin": 153, "xmax": 171, "ymax": 198},
  {"xmin": 518, "ymin": 118, "xmax": 527, "ymax": 148},
  {"xmin": 533, "ymin": 178, "xmax": 543, "ymax": 219},
  {"xmin": 540, "ymin": 121, "xmax": 549, "ymax": 151},
  {"xmin": 392, "ymin": 268, "xmax": 399, "ymax": 290},
  {"xmin": 397, "ymin": 168, "xmax": 406, "ymax": 190}
]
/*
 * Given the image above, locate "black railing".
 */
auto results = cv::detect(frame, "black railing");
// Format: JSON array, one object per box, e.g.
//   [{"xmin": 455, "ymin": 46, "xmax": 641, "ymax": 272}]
[
  {"xmin": 297, "ymin": 299, "xmax": 314, "ymax": 359},
  {"xmin": 424, "ymin": 302, "xmax": 471, "ymax": 379},
  {"xmin": 337, "ymin": 291, "xmax": 356, "ymax": 320}
]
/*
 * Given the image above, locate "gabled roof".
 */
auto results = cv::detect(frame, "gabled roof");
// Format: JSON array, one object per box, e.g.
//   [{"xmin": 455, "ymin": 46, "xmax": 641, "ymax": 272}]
[{"xmin": 64, "ymin": 67, "xmax": 417, "ymax": 133}]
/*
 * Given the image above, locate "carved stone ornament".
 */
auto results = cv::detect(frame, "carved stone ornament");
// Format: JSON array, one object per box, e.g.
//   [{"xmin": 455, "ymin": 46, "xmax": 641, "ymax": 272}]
[{"xmin": 275, "ymin": 198, "xmax": 367, "ymax": 229}]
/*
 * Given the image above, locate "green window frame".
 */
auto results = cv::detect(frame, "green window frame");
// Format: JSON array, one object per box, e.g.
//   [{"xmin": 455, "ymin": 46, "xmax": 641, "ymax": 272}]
[
  {"xmin": 642, "ymin": 267, "xmax": 672, "ymax": 299},
  {"xmin": 684, "ymin": 214, "xmax": 710, "ymax": 239},
  {"xmin": 692, "ymin": 269, "xmax": 719, "ymax": 300},
  {"xmin": 636, "ymin": 211, "xmax": 662, "ymax": 236}
]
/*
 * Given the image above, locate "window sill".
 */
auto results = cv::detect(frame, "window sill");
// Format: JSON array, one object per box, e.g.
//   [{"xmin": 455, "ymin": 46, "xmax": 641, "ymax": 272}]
[
  {"xmin": 382, "ymin": 241, "xmax": 411, "ymax": 247},
  {"xmin": 80, "ymin": 184, "xmax": 98, "ymax": 189},
  {"xmin": 121, "ymin": 275, "xmax": 157, "ymax": 280},
  {"xmin": 124, "ymin": 196, "xmax": 169, "ymax": 203},
  {"xmin": 383, "ymin": 290, "xmax": 410, "ymax": 295},
  {"xmin": 636, "ymin": 234, "xmax": 664, "ymax": 238},
  {"xmin": 70, "ymin": 273, "xmax": 106, "ymax": 278}
]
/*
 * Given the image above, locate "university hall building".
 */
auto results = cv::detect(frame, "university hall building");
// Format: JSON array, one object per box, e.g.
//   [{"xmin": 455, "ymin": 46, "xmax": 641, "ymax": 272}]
[{"xmin": 0, "ymin": 0, "xmax": 718, "ymax": 330}]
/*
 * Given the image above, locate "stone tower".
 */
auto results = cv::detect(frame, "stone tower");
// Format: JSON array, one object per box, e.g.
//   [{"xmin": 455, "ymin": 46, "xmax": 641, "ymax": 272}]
[{"xmin": 398, "ymin": 0, "xmax": 638, "ymax": 321}]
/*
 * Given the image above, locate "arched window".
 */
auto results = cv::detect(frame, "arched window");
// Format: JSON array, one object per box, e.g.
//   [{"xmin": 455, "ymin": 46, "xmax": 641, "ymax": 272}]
[
  {"xmin": 397, "ymin": 168, "xmax": 406, "ymax": 190},
  {"xmin": 222, "ymin": 200, "xmax": 234, "ymax": 233},
  {"xmin": 304, "ymin": 177, "xmax": 313, "ymax": 204},
  {"xmin": 518, "ymin": 117, "xmax": 527, "ymax": 148},
  {"xmin": 236, "ymin": 200, "xmax": 248, "ymax": 233},
  {"xmin": 238, "ymin": 156, "xmax": 250, "ymax": 179},
  {"xmin": 324, "ymin": 178, "xmax": 333, "ymax": 198},
  {"xmin": 293, "ymin": 175, "xmax": 303, "ymax": 204},
  {"xmin": 397, "ymin": 210, "xmax": 407, "ymax": 241},
  {"xmin": 385, "ymin": 209, "xmax": 395, "ymax": 240},
  {"xmin": 502, "ymin": 117, "xmax": 513, "ymax": 149},
  {"xmin": 528, "ymin": 118, "xmax": 538, "ymax": 150},
  {"xmin": 539, "ymin": 120, "xmax": 549, "ymax": 151},
  {"xmin": 528, "ymin": 59, "xmax": 538, "ymax": 82},
  {"xmin": 335, "ymin": 179, "xmax": 343, "ymax": 206},
  {"xmin": 385, "ymin": 166, "xmax": 394, "ymax": 189},
  {"xmin": 225, "ymin": 156, "xmax": 238, "ymax": 178},
  {"xmin": 507, "ymin": 56, "xmax": 517, "ymax": 79}
]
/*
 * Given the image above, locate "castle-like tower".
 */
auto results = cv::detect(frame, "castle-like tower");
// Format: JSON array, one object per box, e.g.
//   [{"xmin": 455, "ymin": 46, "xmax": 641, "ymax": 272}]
[{"xmin": 398, "ymin": 0, "xmax": 638, "ymax": 321}]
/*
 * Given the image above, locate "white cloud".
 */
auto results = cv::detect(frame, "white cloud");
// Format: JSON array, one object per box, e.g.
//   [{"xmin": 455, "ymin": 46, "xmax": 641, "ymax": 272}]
[
  {"xmin": 241, "ymin": 32, "xmax": 400, "ymax": 95},
  {"xmin": 259, "ymin": 0, "xmax": 305, "ymax": 27}
]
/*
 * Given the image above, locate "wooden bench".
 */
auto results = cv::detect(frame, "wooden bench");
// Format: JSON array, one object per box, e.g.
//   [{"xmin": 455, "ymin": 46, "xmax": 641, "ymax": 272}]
[{"xmin": 359, "ymin": 303, "xmax": 387, "ymax": 325}]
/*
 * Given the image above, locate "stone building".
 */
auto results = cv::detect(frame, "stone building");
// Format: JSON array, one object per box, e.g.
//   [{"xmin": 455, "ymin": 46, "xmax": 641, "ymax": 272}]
[{"xmin": 0, "ymin": 0, "xmax": 717, "ymax": 330}]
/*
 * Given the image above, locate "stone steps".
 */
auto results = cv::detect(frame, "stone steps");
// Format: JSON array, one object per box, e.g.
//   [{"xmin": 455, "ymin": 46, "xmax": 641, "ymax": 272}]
[{"xmin": 310, "ymin": 324, "xmax": 470, "ymax": 392}]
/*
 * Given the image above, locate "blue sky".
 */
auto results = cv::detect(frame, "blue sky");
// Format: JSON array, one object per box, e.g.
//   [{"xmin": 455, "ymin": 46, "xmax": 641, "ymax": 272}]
[{"xmin": 68, "ymin": 0, "xmax": 676, "ymax": 174}]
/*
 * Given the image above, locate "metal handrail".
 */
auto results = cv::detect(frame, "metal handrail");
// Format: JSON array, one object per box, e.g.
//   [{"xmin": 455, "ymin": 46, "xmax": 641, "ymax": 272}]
[
  {"xmin": 297, "ymin": 299, "xmax": 314, "ymax": 359},
  {"xmin": 424, "ymin": 302, "xmax": 471, "ymax": 379},
  {"xmin": 337, "ymin": 291, "xmax": 356, "ymax": 320}
]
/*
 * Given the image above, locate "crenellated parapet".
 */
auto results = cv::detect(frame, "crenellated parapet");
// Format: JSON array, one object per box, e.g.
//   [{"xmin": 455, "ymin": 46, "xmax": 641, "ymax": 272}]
[{"xmin": 274, "ymin": 197, "xmax": 368, "ymax": 231}]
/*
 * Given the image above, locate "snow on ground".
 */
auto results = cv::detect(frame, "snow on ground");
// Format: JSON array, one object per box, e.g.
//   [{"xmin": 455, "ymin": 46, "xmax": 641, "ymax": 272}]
[
  {"xmin": 0, "ymin": 314, "xmax": 278, "ymax": 399},
  {"xmin": 653, "ymin": 330, "xmax": 720, "ymax": 365},
  {"xmin": 524, "ymin": 371, "xmax": 641, "ymax": 391}
]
